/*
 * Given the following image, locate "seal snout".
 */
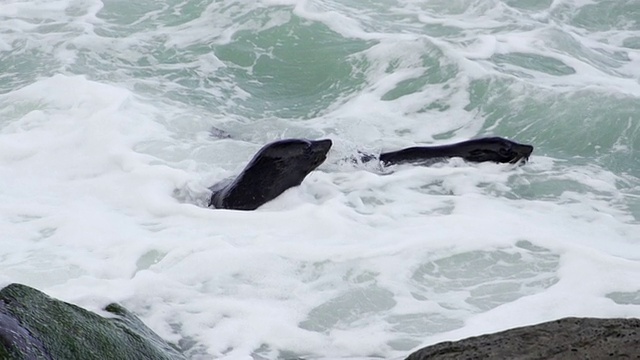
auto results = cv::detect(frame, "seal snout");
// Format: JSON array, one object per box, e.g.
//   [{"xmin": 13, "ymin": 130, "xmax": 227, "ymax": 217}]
[
  {"xmin": 311, "ymin": 139, "xmax": 333, "ymax": 155},
  {"xmin": 511, "ymin": 143, "xmax": 534, "ymax": 164},
  {"xmin": 517, "ymin": 143, "xmax": 534, "ymax": 159},
  {"xmin": 308, "ymin": 139, "xmax": 332, "ymax": 167}
]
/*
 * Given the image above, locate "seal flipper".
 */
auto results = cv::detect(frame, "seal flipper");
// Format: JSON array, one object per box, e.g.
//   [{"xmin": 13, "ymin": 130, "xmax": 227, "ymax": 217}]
[{"xmin": 209, "ymin": 139, "xmax": 332, "ymax": 210}]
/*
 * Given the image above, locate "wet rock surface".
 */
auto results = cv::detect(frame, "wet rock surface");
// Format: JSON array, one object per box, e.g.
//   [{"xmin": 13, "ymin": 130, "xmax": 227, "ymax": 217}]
[
  {"xmin": 406, "ymin": 317, "xmax": 640, "ymax": 360},
  {"xmin": 0, "ymin": 283, "xmax": 184, "ymax": 360}
]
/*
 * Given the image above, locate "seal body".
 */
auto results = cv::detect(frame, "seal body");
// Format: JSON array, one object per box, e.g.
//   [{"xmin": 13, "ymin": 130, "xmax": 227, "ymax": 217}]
[
  {"xmin": 378, "ymin": 137, "xmax": 534, "ymax": 166},
  {"xmin": 208, "ymin": 136, "xmax": 533, "ymax": 210},
  {"xmin": 209, "ymin": 138, "xmax": 332, "ymax": 210}
]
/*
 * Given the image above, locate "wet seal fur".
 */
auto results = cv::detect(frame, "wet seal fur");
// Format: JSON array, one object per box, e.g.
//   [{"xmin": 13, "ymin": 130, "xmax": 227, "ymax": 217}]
[
  {"xmin": 378, "ymin": 137, "xmax": 533, "ymax": 166},
  {"xmin": 209, "ymin": 138, "xmax": 333, "ymax": 211},
  {"xmin": 209, "ymin": 137, "xmax": 533, "ymax": 210}
]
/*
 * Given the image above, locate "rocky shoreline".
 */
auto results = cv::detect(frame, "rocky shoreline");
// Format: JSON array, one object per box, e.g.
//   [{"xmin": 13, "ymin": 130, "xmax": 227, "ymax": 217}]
[
  {"xmin": 1, "ymin": 283, "xmax": 638, "ymax": 359},
  {"xmin": 406, "ymin": 317, "xmax": 640, "ymax": 360},
  {"xmin": 0, "ymin": 283, "xmax": 184, "ymax": 360}
]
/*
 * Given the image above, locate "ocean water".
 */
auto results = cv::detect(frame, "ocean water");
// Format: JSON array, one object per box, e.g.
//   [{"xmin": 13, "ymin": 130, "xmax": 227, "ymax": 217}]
[{"xmin": 1, "ymin": 0, "xmax": 639, "ymax": 359}]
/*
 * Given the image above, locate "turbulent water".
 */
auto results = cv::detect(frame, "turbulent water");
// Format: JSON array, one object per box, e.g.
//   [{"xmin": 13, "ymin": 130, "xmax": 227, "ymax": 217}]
[{"xmin": 1, "ymin": 0, "xmax": 640, "ymax": 359}]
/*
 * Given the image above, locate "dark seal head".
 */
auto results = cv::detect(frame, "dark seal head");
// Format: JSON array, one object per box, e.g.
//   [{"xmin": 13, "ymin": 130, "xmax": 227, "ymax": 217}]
[
  {"xmin": 379, "ymin": 137, "xmax": 534, "ymax": 166},
  {"xmin": 209, "ymin": 138, "xmax": 332, "ymax": 210},
  {"xmin": 452, "ymin": 137, "xmax": 534, "ymax": 164}
]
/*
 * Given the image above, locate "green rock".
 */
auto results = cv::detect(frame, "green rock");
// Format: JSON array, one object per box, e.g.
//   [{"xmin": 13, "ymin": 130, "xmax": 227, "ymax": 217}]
[{"xmin": 0, "ymin": 283, "xmax": 185, "ymax": 360}]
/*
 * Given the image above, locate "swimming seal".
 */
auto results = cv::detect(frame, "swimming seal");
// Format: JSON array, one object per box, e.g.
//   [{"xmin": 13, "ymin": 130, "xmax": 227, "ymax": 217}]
[
  {"xmin": 378, "ymin": 137, "xmax": 534, "ymax": 166},
  {"xmin": 209, "ymin": 137, "xmax": 533, "ymax": 210},
  {"xmin": 209, "ymin": 138, "xmax": 333, "ymax": 210}
]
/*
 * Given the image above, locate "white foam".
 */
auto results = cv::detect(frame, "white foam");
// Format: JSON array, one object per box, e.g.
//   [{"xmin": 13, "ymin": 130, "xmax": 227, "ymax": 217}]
[{"xmin": 2, "ymin": 1, "xmax": 640, "ymax": 359}]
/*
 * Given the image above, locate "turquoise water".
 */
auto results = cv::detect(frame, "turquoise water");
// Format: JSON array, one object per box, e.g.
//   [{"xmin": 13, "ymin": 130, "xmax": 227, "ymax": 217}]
[{"xmin": 1, "ymin": 1, "xmax": 639, "ymax": 359}]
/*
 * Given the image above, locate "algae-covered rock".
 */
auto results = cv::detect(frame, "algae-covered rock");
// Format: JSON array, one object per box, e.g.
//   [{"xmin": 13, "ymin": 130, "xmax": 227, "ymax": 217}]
[
  {"xmin": 0, "ymin": 283, "xmax": 185, "ymax": 360},
  {"xmin": 406, "ymin": 317, "xmax": 640, "ymax": 360}
]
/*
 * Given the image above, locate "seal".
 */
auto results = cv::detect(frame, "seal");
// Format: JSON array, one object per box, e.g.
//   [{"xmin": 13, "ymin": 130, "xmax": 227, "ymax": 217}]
[
  {"xmin": 378, "ymin": 137, "xmax": 534, "ymax": 166},
  {"xmin": 208, "ymin": 137, "xmax": 533, "ymax": 210},
  {"xmin": 209, "ymin": 138, "xmax": 333, "ymax": 210}
]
